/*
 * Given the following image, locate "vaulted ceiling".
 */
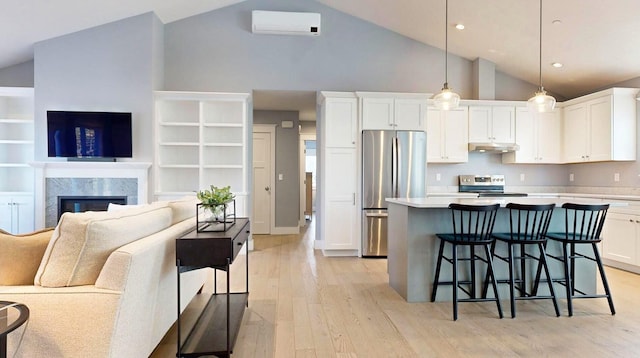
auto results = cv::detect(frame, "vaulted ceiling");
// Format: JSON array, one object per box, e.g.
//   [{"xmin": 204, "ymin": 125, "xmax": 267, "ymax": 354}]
[{"xmin": 3, "ymin": 0, "xmax": 640, "ymax": 99}]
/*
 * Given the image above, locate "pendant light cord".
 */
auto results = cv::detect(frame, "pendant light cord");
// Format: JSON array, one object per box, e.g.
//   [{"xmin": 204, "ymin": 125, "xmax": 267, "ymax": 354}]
[
  {"xmin": 445, "ymin": 0, "xmax": 449, "ymax": 85},
  {"xmin": 538, "ymin": 0, "xmax": 542, "ymax": 90}
]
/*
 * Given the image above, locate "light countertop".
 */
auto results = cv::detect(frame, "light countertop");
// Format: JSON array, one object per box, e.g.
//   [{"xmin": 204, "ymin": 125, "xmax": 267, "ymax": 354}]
[{"xmin": 386, "ymin": 196, "xmax": 628, "ymax": 209}]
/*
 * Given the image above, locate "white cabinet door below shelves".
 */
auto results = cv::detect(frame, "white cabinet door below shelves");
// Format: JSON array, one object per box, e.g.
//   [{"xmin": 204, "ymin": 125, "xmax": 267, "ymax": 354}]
[{"xmin": 0, "ymin": 195, "xmax": 34, "ymax": 234}]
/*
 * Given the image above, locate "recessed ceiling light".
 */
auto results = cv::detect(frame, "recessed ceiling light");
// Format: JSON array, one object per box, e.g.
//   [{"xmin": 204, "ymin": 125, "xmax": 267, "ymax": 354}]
[
  {"xmin": 455, "ymin": 23, "xmax": 465, "ymax": 30},
  {"xmin": 551, "ymin": 62, "xmax": 563, "ymax": 68}
]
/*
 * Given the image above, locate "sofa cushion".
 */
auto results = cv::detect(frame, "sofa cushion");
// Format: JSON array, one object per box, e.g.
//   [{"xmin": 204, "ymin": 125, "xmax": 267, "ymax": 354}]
[
  {"xmin": 0, "ymin": 228, "xmax": 55, "ymax": 285},
  {"xmin": 167, "ymin": 196, "xmax": 198, "ymax": 225},
  {"xmin": 34, "ymin": 203, "xmax": 172, "ymax": 287}
]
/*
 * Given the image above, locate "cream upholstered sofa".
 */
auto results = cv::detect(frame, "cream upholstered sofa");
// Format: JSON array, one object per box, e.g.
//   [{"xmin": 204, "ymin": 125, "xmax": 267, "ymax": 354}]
[{"xmin": 0, "ymin": 198, "xmax": 209, "ymax": 358}]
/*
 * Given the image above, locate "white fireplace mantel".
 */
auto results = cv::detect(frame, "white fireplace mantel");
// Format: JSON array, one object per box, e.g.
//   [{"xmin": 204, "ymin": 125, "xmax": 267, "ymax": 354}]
[{"xmin": 30, "ymin": 161, "xmax": 152, "ymax": 228}]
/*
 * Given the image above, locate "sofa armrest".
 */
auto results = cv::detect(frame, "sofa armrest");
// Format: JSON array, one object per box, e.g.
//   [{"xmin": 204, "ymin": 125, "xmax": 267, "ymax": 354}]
[{"xmin": 0, "ymin": 285, "xmax": 121, "ymax": 357}]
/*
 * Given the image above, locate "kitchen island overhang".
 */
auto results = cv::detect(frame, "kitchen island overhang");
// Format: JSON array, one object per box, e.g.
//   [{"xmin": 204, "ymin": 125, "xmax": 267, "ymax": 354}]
[{"xmin": 386, "ymin": 197, "xmax": 625, "ymax": 303}]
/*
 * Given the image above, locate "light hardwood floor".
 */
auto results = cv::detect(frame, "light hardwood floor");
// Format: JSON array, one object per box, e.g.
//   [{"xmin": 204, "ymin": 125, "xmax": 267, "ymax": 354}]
[{"xmin": 151, "ymin": 219, "xmax": 640, "ymax": 357}]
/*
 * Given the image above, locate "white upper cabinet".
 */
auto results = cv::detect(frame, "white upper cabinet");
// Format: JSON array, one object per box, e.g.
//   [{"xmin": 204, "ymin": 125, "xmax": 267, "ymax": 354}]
[
  {"xmin": 324, "ymin": 96, "xmax": 358, "ymax": 148},
  {"xmin": 426, "ymin": 106, "xmax": 469, "ymax": 163},
  {"xmin": 562, "ymin": 88, "xmax": 637, "ymax": 163},
  {"xmin": 468, "ymin": 105, "xmax": 515, "ymax": 143},
  {"xmin": 359, "ymin": 93, "xmax": 428, "ymax": 131},
  {"xmin": 502, "ymin": 107, "xmax": 562, "ymax": 164}
]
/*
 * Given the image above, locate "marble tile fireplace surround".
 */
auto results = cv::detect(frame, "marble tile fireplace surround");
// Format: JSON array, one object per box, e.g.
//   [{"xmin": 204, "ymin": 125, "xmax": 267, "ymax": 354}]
[{"xmin": 31, "ymin": 162, "xmax": 151, "ymax": 228}]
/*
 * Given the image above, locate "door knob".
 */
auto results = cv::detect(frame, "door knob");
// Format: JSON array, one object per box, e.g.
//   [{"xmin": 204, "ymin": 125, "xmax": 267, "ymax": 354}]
[{"xmin": 265, "ymin": 186, "xmax": 270, "ymax": 192}]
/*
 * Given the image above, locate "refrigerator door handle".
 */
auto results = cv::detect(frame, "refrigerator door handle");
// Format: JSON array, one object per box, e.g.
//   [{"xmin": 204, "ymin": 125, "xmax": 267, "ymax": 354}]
[
  {"xmin": 365, "ymin": 212, "xmax": 389, "ymax": 218},
  {"xmin": 393, "ymin": 136, "xmax": 399, "ymax": 197}
]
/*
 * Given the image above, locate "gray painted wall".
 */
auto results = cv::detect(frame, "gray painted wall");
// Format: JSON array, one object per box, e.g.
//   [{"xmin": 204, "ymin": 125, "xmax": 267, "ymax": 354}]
[
  {"xmin": 163, "ymin": 0, "xmax": 472, "ymax": 96},
  {"xmin": 33, "ymin": 12, "xmax": 164, "ymax": 199},
  {"xmin": 253, "ymin": 110, "xmax": 300, "ymax": 227},
  {"xmin": 0, "ymin": 60, "xmax": 34, "ymax": 87}
]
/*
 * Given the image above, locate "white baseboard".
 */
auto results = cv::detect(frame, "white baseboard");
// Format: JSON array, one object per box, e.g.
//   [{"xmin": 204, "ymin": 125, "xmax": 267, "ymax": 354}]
[
  {"xmin": 314, "ymin": 239, "xmax": 323, "ymax": 250},
  {"xmin": 321, "ymin": 249, "xmax": 359, "ymax": 257},
  {"xmin": 270, "ymin": 226, "xmax": 300, "ymax": 235},
  {"xmin": 603, "ymin": 258, "xmax": 640, "ymax": 274}
]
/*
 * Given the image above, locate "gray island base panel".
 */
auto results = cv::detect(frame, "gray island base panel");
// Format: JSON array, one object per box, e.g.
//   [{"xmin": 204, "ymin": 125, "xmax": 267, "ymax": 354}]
[{"xmin": 386, "ymin": 197, "xmax": 624, "ymax": 303}]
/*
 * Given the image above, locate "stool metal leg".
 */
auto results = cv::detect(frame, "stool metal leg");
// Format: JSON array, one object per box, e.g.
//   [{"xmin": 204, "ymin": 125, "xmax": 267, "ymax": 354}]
[
  {"xmin": 484, "ymin": 244, "xmax": 504, "ymax": 319},
  {"xmin": 452, "ymin": 243, "xmax": 459, "ymax": 321},
  {"xmin": 562, "ymin": 242, "xmax": 573, "ymax": 317},
  {"xmin": 507, "ymin": 242, "xmax": 516, "ymax": 318},
  {"xmin": 538, "ymin": 242, "xmax": 560, "ymax": 317},
  {"xmin": 592, "ymin": 243, "xmax": 616, "ymax": 315},
  {"xmin": 431, "ymin": 240, "xmax": 446, "ymax": 302}
]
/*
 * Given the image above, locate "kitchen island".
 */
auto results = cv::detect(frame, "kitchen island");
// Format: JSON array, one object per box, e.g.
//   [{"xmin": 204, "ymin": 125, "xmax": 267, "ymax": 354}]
[{"xmin": 387, "ymin": 197, "xmax": 625, "ymax": 302}]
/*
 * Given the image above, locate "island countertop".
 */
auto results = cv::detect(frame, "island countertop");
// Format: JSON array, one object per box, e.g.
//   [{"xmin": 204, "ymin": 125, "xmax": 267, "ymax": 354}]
[{"xmin": 386, "ymin": 196, "xmax": 628, "ymax": 209}]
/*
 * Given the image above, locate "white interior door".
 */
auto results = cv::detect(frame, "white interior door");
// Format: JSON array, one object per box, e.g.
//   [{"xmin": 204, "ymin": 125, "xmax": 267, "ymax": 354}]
[{"xmin": 252, "ymin": 130, "xmax": 273, "ymax": 234}]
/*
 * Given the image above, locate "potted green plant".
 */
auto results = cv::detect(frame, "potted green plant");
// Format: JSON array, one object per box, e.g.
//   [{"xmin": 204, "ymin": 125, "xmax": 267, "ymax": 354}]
[{"xmin": 196, "ymin": 185, "xmax": 235, "ymax": 222}]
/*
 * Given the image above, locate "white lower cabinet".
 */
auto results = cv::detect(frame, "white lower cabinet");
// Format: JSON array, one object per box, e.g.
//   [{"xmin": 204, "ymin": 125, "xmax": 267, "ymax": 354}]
[
  {"xmin": 322, "ymin": 148, "xmax": 358, "ymax": 251},
  {"xmin": 601, "ymin": 212, "xmax": 640, "ymax": 272},
  {"xmin": 0, "ymin": 195, "xmax": 34, "ymax": 234}
]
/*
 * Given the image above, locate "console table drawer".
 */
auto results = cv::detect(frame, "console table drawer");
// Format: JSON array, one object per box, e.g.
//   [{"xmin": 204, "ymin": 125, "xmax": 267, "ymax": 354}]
[{"xmin": 176, "ymin": 218, "xmax": 250, "ymax": 268}]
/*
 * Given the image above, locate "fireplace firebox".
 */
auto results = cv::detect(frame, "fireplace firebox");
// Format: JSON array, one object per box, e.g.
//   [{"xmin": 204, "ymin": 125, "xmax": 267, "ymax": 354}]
[{"xmin": 57, "ymin": 196, "xmax": 127, "ymax": 221}]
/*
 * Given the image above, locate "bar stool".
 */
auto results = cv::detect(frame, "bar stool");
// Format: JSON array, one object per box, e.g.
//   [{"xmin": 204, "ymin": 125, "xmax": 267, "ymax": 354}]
[
  {"xmin": 538, "ymin": 203, "xmax": 615, "ymax": 316},
  {"xmin": 431, "ymin": 203, "xmax": 503, "ymax": 321},
  {"xmin": 481, "ymin": 203, "xmax": 560, "ymax": 318}
]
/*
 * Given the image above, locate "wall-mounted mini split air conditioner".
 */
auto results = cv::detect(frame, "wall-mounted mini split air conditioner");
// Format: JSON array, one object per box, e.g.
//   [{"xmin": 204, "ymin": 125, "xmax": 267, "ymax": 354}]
[{"xmin": 252, "ymin": 10, "xmax": 321, "ymax": 36}]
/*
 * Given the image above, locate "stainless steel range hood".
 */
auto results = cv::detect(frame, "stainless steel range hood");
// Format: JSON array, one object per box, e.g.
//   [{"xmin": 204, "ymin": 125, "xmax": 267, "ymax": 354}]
[{"xmin": 468, "ymin": 142, "xmax": 520, "ymax": 153}]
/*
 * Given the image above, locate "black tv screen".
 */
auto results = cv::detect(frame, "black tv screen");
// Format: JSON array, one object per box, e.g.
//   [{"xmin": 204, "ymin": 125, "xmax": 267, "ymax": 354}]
[{"xmin": 47, "ymin": 111, "xmax": 133, "ymax": 158}]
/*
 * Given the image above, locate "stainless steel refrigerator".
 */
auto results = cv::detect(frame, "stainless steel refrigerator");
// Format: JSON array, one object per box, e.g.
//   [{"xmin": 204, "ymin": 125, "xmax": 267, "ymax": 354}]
[{"xmin": 362, "ymin": 130, "xmax": 426, "ymax": 257}]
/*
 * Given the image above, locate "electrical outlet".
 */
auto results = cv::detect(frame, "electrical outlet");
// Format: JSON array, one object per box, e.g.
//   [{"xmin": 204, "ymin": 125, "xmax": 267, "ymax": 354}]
[
  {"xmin": 436, "ymin": 173, "xmax": 441, "ymax": 181},
  {"xmin": 614, "ymin": 173, "xmax": 620, "ymax": 182},
  {"xmin": 569, "ymin": 173, "xmax": 574, "ymax": 182},
  {"xmin": 520, "ymin": 173, "xmax": 525, "ymax": 182},
  {"xmin": 278, "ymin": 173, "xmax": 284, "ymax": 181}
]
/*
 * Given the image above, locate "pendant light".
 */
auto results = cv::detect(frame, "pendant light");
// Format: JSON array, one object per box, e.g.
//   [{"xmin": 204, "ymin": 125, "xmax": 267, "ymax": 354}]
[
  {"xmin": 433, "ymin": 0, "xmax": 460, "ymax": 111},
  {"xmin": 528, "ymin": 0, "xmax": 556, "ymax": 112}
]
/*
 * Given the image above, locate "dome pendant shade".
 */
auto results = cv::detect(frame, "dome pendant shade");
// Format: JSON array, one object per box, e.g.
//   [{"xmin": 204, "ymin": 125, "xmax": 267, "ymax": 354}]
[
  {"xmin": 528, "ymin": 87, "xmax": 556, "ymax": 112},
  {"xmin": 432, "ymin": 0, "xmax": 460, "ymax": 111},
  {"xmin": 434, "ymin": 83, "xmax": 461, "ymax": 111}
]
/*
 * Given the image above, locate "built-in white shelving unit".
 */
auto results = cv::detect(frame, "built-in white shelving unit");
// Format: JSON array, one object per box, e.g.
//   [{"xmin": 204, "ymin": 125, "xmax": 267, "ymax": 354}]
[
  {"xmin": 154, "ymin": 91, "xmax": 250, "ymax": 216},
  {"xmin": 0, "ymin": 87, "xmax": 35, "ymax": 234}
]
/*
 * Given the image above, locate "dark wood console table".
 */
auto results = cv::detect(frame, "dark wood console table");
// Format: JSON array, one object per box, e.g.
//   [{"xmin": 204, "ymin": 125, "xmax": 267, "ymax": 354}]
[{"xmin": 176, "ymin": 218, "xmax": 250, "ymax": 358}]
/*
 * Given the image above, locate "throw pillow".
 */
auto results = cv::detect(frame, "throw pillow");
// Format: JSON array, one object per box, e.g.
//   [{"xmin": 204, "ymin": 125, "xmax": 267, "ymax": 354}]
[
  {"xmin": 34, "ymin": 203, "xmax": 172, "ymax": 287},
  {"xmin": 0, "ymin": 228, "xmax": 55, "ymax": 285},
  {"xmin": 107, "ymin": 202, "xmax": 143, "ymax": 211}
]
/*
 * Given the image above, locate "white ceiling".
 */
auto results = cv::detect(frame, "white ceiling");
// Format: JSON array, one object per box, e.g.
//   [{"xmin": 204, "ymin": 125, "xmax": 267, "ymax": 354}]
[{"xmin": 2, "ymin": 0, "xmax": 640, "ymax": 101}]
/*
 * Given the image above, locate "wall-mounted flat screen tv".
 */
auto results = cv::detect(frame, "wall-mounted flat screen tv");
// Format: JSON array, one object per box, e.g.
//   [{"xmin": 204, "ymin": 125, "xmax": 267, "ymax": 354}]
[{"xmin": 47, "ymin": 110, "xmax": 133, "ymax": 158}]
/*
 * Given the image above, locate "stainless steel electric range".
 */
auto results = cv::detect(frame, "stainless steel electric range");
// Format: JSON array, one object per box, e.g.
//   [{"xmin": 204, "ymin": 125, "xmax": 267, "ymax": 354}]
[{"xmin": 458, "ymin": 174, "xmax": 528, "ymax": 197}]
